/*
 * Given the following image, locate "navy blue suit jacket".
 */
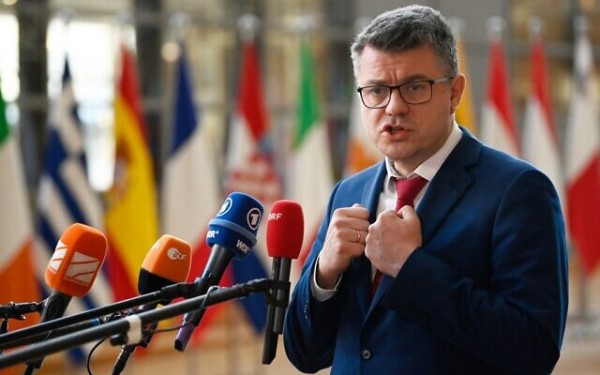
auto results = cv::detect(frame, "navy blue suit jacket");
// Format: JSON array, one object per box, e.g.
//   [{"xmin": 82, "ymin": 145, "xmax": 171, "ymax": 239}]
[{"xmin": 284, "ymin": 129, "xmax": 568, "ymax": 374}]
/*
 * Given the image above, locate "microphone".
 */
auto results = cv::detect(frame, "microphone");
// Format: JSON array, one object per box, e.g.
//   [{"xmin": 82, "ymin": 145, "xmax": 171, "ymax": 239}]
[
  {"xmin": 174, "ymin": 192, "xmax": 264, "ymax": 352},
  {"xmin": 112, "ymin": 234, "xmax": 191, "ymax": 375},
  {"xmin": 26, "ymin": 223, "xmax": 107, "ymax": 372},
  {"xmin": 262, "ymin": 200, "xmax": 304, "ymax": 364}
]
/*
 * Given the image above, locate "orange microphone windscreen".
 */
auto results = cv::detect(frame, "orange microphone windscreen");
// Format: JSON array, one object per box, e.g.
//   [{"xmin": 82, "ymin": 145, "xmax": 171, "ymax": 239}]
[
  {"xmin": 45, "ymin": 223, "xmax": 107, "ymax": 298},
  {"xmin": 140, "ymin": 234, "xmax": 192, "ymax": 285}
]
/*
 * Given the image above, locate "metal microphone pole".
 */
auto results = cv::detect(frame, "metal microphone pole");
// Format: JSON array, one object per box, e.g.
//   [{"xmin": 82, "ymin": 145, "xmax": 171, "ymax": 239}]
[{"xmin": 0, "ymin": 279, "xmax": 273, "ymax": 370}]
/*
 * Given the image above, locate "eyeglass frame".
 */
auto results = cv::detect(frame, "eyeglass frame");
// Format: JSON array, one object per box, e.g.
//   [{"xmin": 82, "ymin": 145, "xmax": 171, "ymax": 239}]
[{"xmin": 356, "ymin": 76, "xmax": 455, "ymax": 108}]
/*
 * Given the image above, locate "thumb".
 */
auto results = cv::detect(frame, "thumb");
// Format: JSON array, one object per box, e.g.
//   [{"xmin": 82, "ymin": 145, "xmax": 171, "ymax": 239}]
[{"xmin": 397, "ymin": 205, "xmax": 417, "ymax": 219}]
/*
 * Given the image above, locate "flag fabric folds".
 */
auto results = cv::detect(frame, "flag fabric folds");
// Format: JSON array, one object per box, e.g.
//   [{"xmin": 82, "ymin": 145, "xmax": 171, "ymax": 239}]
[
  {"xmin": 162, "ymin": 42, "xmax": 224, "ymax": 341},
  {"xmin": 105, "ymin": 44, "xmax": 159, "ymax": 301},
  {"xmin": 34, "ymin": 58, "xmax": 111, "ymax": 364},
  {"xmin": 565, "ymin": 20, "xmax": 600, "ymax": 275},
  {"xmin": 522, "ymin": 33, "xmax": 563, "ymax": 204},
  {"xmin": 454, "ymin": 30, "xmax": 477, "ymax": 135},
  {"xmin": 343, "ymin": 93, "xmax": 381, "ymax": 177},
  {"xmin": 480, "ymin": 37, "xmax": 519, "ymax": 156},
  {"xmin": 289, "ymin": 40, "xmax": 334, "ymax": 270},
  {"xmin": 0, "ymin": 81, "xmax": 39, "ymax": 336},
  {"xmin": 224, "ymin": 39, "xmax": 282, "ymax": 333}
]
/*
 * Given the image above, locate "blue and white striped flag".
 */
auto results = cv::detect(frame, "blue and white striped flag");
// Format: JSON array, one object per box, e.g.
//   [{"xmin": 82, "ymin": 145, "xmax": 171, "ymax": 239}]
[{"xmin": 35, "ymin": 58, "xmax": 113, "ymax": 364}]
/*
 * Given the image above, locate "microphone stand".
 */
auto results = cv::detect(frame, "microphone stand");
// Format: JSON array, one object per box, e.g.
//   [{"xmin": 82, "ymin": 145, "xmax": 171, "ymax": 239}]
[
  {"xmin": 0, "ymin": 282, "xmax": 198, "ymax": 352},
  {"xmin": 0, "ymin": 302, "xmax": 43, "ymax": 354},
  {"xmin": 0, "ymin": 279, "xmax": 277, "ymax": 370}
]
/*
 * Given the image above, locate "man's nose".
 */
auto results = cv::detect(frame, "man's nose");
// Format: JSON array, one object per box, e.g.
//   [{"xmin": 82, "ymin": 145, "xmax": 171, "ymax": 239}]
[{"xmin": 385, "ymin": 88, "xmax": 409, "ymax": 115}]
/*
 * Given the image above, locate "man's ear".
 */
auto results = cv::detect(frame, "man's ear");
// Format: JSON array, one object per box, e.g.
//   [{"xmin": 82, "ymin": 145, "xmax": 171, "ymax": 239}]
[{"xmin": 450, "ymin": 74, "xmax": 466, "ymax": 113}]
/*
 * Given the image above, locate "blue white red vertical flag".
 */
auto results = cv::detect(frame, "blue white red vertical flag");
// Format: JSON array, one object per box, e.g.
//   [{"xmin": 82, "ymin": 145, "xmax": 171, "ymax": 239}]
[
  {"xmin": 480, "ymin": 19, "xmax": 519, "ymax": 157},
  {"xmin": 565, "ymin": 18, "xmax": 600, "ymax": 275},
  {"xmin": 162, "ymin": 42, "xmax": 223, "ymax": 341},
  {"xmin": 35, "ymin": 58, "xmax": 111, "ymax": 364},
  {"xmin": 522, "ymin": 27, "xmax": 564, "ymax": 205},
  {"xmin": 224, "ymin": 38, "xmax": 282, "ymax": 332}
]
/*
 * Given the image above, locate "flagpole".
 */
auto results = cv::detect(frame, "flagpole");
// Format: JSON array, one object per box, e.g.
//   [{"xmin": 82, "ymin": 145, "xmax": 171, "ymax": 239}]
[
  {"xmin": 164, "ymin": 14, "xmax": 214, "ymax": 375},
  {"xmin": 235, "ymin": 15, "xmax": 265, "ymax": 375},
  {"xmin": 567, "ymin": 16, "xmax": 589, "ymax": 328}
]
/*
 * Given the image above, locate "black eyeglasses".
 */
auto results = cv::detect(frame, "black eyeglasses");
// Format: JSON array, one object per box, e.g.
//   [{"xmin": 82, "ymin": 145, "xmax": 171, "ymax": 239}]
[{"xmin": 357, "ymin": 77, "xmax": 454, "ymax": 108}]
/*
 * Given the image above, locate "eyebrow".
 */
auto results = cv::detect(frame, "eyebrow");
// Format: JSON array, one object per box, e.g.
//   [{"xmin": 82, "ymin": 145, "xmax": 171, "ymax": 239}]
[{"xmin": 361, "ymin": 74, "xmax": 434, "ymax": 86}]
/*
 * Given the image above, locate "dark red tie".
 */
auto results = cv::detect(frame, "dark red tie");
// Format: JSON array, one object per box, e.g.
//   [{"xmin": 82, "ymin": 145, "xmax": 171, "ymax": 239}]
[{"xmin": 370, "ymin": 175, "xmax": 428, "ymax": 297}]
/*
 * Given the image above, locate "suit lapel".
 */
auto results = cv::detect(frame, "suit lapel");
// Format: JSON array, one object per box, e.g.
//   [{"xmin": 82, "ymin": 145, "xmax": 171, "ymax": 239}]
[
  {"xmin": 417, "ymin": 130, "xmax": 481, "ymax": 243},
  {"xmin": 354, "ymin": 162, "xmax": 387, "ymax": 316},
  {"xmin": 356, "ymin": 131, "xmax": 483, "ymax": 319}
]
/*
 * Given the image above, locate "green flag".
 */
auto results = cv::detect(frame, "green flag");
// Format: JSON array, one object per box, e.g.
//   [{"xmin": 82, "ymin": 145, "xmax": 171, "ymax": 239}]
[
  {"xmin": 289, "ymin": 40, "xmax": 334, "ymax": 271},
  {"xmin": 0, "ymin": 87, "xmax": 9, "ymax": 143},
  {"xmin": 295, "ymin": 41, "xmax": 321, "ymax": 148},
  {"xmin": 0, "ymin": 85, "xmax": 40, "ymax": 337}
]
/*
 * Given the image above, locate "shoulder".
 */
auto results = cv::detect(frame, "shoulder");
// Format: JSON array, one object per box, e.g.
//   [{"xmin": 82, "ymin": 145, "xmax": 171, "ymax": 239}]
[
  {"xmin": 458, "ymin": 129, "xmax": 539, "ymax": 177},
  {"xmin": 461, "ymin": 136, "xmax": 557, "ymax": 199}
]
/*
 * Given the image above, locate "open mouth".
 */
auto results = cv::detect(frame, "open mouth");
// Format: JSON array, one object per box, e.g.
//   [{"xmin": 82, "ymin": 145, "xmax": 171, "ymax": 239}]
[{"xmin": 383, "ymin": 124, "xmax": 407, "ymax": 134}]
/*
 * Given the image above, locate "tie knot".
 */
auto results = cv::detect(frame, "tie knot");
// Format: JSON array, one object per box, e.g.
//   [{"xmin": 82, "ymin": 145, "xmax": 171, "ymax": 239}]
[{"xmin": 395, "ymin": 175, "xmax": 427, "ymax": 210}]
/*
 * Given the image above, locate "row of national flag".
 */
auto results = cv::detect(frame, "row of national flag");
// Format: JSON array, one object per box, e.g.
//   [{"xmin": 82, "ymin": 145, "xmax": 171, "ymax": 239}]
[
  {"xmin": 471, "ymin": 19, "xmax": 600, "ymax": 276},
  {"xmin": 0, "ymin": 33, "xmax": 334, "ymax": 371},
  {"xmin": 1, "ymin": 14, "xmax": 599, "ymax": 371}
]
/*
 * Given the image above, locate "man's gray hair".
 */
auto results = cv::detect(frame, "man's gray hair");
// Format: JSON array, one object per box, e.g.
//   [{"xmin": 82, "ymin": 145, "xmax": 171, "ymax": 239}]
[{"xmin": 350, "ymin": 5, "xmax": 458, "ymax": 79}]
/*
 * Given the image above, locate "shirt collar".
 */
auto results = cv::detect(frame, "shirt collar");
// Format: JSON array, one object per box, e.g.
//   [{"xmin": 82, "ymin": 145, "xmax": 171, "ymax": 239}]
[{"xmin": 385, "ymin": 122, "xmax": 463, "ymax": 188}]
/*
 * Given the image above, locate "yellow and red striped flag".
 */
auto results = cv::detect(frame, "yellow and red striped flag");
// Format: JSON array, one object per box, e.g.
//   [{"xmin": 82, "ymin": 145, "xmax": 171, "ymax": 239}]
[
  {"xmin": 454, "ymin": 29, "xmax": 477, "ymax": 135},
  {"xmin": 104, "ymin": 44, "xmax": 159, "ymax": 301}
]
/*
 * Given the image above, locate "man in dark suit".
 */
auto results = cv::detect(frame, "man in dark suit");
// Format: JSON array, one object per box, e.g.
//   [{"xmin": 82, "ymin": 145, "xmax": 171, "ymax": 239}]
[{"xmin": 283, "ymin": 5, "xmax": 568, "ymax": 374}]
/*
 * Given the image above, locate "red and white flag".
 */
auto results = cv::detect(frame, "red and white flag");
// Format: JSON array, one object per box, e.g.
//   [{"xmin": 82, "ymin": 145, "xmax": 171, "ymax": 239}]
[
  {"xmin": 225, "ymin": 39, "xmax": 282, "ymax": 331},
  {"xmin": 481, "ymin": 30, "xmax": 519, "ymax": 157},
  {"xmin": 565, "ymin": 19, "xmax": 600, "ymax": 275},
  {"xmin": 522, "ymin": 33, "xmax": 564, "ymax": 204}
]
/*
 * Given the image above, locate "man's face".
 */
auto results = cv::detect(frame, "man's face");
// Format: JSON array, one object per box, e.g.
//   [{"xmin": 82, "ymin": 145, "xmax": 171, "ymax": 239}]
[{"xmin": 356, "ymin": 44, "xmax": 464, "ymax": 175}]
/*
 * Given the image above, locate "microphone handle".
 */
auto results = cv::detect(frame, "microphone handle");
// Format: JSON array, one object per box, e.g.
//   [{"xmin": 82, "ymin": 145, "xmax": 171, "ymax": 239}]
[
  {"xmin": 112, "ymin": 301, "xmax": 163, "ymax": 374},
  {"xmin": 40, "ymin": 293, "xmax": 72, "ymax": 322},
  {"xmin": 174, "ymin": 245, "xmax": 234, "ymax": 352},
  {"xmin": 140, "ymin": 321, "xmax": 159, "ymax": 348},
  {"xmin": 262, "ymin": 257, "xmax": 281, "ymax": 364},
  {"xmin": 26, "ymin": 293, "xmax": 72, "ymax": 371},
  {"xmin": 173, "ymin": 275, "xmax": 211, "ymax": 351},
  {"xmin": 112, "ymin": 344, "xmax": 135, "ymax": 375},
  {"xmin": 273, "ymin": 258, "xmax": 291, "ymax": 334}
]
